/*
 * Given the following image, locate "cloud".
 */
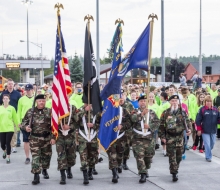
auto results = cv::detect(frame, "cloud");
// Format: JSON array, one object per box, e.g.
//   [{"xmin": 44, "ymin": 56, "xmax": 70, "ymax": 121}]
[{"xmin": 1, "ymin": 0, "xmax": 220, "ymax": 61}]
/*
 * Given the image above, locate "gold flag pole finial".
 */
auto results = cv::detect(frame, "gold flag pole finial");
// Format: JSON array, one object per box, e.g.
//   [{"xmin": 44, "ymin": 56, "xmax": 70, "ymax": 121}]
[
  {"xmin": 84, "ymin": 14, "xmax": 94, "ymax": 39},
  {"xmin": 115, "ymin": 18, "xmax": 124, "ymax": 25},
  {"xmin": 148, "ymin": 13, "xmax": 158, "ymax": 21},
  {"xmin": 144, "ymin": 13, "xmax": 158, "ymax": 133},
  {"xmin": 54, "ymin": 3, "xmax": 64, "ymax": 15}
]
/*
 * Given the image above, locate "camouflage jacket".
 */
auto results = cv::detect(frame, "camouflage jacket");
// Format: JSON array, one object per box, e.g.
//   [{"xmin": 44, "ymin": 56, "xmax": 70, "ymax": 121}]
[
  {"xmin": 119, "ymin": 101, "xmax": 134, "ymax": 133},
  {"xmin": 58, "ymin": 105, "xmax": 77, "ymax": 131},
  {"xmin": 130, "ymin": 108, "xmax": 160, "ymax": 139},
  {"xmin": 21, "ymin": 106, "xmax": 54, "ymax": 138},
  {"xmin": 72, "ymin": 106, "xmax": 101, "ymax": 131},
  {"xmin": 159, "ymin": 108, "xmax": 192, "ymax": 146}
]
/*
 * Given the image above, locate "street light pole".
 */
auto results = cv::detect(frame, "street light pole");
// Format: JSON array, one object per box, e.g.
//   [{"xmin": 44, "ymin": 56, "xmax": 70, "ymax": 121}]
[
  {"xmin": 96, "ymin": 0, "xmax": 100, "ymax": 81},
  {"xmin": 27, "ymin": 7, "xmax": 29, "ymax": 58},
  {"xmin": 199, "ymin": 0, "xmax": 202, "ymax": 77},
  {"xmin": 161, "ymin": 0, "xmax": 165, "ymax": 82}
]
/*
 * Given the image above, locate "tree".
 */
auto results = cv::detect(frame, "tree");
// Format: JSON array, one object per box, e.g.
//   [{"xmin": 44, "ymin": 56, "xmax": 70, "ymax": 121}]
[
  {"xmin": 165, "ymin": 59, "xmax": 186, "ymax": 82},
  {"xmin": 70, "ymin": 53, "xmax": 83, "ymax": 83}
]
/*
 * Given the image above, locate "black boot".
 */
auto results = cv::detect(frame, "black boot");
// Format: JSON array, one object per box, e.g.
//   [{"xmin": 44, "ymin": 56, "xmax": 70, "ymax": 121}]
[
  {"xmin": 122, "ymin": 159, "xmax": 129, "ymax": 170},
  {"xmin": 42, "ymin": 169, "xmax": 49, "ymax": 179},
  {"xmin": 88, "ymin": 168, "xmax": 94, "ymax": 180},
  {"xmin": 118, "ymin": 165, "xmax": 122, "ymax": 173},
  {"xmin": 92, "ymin": 168, "xmax": 98, "ymax": 175},
  {"xmin": 83, "ymin": 169, "xmax": 89, "ymax": 185},
  {"xmin": 139, "ymin": 173, "xmax": 147, "ymax": 183},
  {"xmin": 112, "ymin": 168, "xmax": 118, "ymax": 183},
  {"xmin": 60, "ymin": 170, "xmax": 66, "ymax": 185},
  {"xmin": 66, "ymin": 167, "xmax": 73, "ymax": 179},
  {"xmin": 172, "ymin": 173, "xmax": 178, "ymax": 182},
  {"xmin": 32, "ymin": 174, "xmax": 40, "ymax": 185}
]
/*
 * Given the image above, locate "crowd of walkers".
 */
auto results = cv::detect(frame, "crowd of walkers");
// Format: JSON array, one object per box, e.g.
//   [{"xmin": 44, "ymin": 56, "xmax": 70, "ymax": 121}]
[{"xmin": 0, "ymin": 78, "xmax": 220, "ymax": 184}]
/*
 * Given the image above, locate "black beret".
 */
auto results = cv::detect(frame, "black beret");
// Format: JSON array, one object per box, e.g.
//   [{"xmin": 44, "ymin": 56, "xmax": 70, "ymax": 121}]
[
  {"xmin": 168, "ymin": 95, "xmax": 179, "ymax": 101},
  {"xmin": 35, "ymin": 94, "xmax": 46, "ymax": 101},
  {"xmin": 138, "ymin": 95, "xmax": 147, "ymax": 101}
]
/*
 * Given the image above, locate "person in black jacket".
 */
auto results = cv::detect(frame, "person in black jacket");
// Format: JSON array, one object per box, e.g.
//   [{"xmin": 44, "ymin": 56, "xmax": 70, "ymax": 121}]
[
  {"xmin": 213, "ymin": 89, "xmax": 220, "ymax": 138},
  {"xmin": 196, "ymin": 95, "xmax": 220, "ymax": 162}
]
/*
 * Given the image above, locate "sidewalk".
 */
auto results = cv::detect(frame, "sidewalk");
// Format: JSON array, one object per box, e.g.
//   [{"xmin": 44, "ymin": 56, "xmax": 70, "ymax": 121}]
[{"xmin": 0, "ymin": 138, "xmax": 220, "ymax": 190}]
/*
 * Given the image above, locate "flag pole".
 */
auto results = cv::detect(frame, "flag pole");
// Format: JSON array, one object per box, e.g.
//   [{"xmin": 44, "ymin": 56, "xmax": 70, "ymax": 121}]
[
  {"xmin": 84, "ymin": 14, "xmax": 94, "ymax": 140},
  {"xmin": 54, "ymin": 3, "xmax": 64, "ymax": 67},
  {"xmin": 145, "ymin": 13, "xmax": 158, "ymax": 133}
]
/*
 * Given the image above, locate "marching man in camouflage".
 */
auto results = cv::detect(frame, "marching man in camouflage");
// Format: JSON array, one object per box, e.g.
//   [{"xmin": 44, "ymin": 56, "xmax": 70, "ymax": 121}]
[
  {"xmin": 106, "ymin": 92, "xmax": 134, "ymax": 183},
  {"xmin": 21, "ymin": 94, "xmax": 55, "ymax": 185},
  {"xmin": 159, "ymin": 95, "xmax": 191, "ymax": 182},
  {"xmin": 73, "ymin": 103, "xmax": 101, "ymax": 185},
  {"xmin": 56, "ymin": 105, "xmax": 77, "ymax": 185},
  {"xmin": 130, "ymin": 95, "xmax": 160, "ymax": 183}
]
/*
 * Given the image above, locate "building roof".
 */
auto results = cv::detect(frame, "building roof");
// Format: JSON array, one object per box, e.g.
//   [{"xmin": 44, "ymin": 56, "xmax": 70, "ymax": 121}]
[
  {"xmin": 190, "ymin": 60, "xmax": 220, "ymax": 75},
  {"xmin": 100, "ymin": 63, "xmax": 112, "ymax": 74}
]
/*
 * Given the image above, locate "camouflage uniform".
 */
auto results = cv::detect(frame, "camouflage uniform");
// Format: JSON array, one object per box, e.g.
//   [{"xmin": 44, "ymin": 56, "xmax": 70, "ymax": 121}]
[
  {"xmin": 107, "ymin": 101, "xmax": 133, "ymax": 170},
  {"xmin": 73, "ymin": 107, "xmax": 101, "ymax": 170},
  {"xmin": 130, "ymin": 109, "xmax": 160, "ymax": 175},
  {"xmin": 56, "ymin": 105, "xmax": 77, "ymax": 171},
  {"xmin": 123, "ymin": 102, "xmax": 134, "ymax": 164},
  {"xmin": 21, "ymin": 107, "xmax": 53, "ymax": 174},
  {"xmin": 159, "ymin": 108, "xmax": 191, "ymax": 175}
]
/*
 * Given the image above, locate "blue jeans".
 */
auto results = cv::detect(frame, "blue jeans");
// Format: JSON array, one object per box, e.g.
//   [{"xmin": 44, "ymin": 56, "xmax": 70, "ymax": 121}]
[
  {"xmin": 17, "ymin": 131, "xmax": 21, "ymax": 146},
  {"xmin": 202, "ymin": 133, "xmax": 216, "ymax": 160}
]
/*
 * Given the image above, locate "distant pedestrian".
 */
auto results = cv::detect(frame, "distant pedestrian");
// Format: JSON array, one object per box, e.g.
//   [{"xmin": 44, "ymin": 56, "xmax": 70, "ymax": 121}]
[
  {"xmin": 196, "ymin": 95, "xmax": 220, "ymax": 162},
  {"xmin": 0, "ymin": 94, "xmax": 19, "ymax": 164}
]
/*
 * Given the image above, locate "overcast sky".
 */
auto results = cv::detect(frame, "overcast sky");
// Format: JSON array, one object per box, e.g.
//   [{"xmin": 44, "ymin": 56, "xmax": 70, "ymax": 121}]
[{"xmin": 1, "ymin": 0, "xmax": 220, "ymax": 60}]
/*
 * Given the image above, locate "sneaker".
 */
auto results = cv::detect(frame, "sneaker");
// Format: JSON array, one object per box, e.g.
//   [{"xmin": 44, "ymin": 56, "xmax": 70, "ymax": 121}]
[
  {"xmin": 11, "ymin": 148, "xmax": 17, "ymax": 153},
  {"xmin": 206, "ymin": 159, "xmax": 211, "ymax": 162},
  {"xmin": 25, "ymin": 158, "xmax": 30, "ymax": 164},
  {"xmin": 6, "ymin": 158, "xmax": 10, "ymax": 164},
  {"xmin": 192, "ymin": 146, "xmax": 197, "ymax": 150},
  {"xmin": 16, "ymin": 144, "xmax": 21, "ymax": 147},
  {"xmin": 163, "ymin": 150, "xmax": 167, "ymax": 156},
  {"xmin": 199, "ymin": 149, "xmax": 204, "ymax": 153},
  {"xmin": 2, "ymin": 152, "xmax": 6, "ymax": 159},
  {"xmin": 182, "ymin": 154, "xmax": 186, "ymax": 160}
]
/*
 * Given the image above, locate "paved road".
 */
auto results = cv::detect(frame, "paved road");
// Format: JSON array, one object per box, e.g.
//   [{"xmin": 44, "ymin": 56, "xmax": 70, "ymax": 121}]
[{"xmin": 1, "ymin": 135, "xmax": 220, "ymax": 190}]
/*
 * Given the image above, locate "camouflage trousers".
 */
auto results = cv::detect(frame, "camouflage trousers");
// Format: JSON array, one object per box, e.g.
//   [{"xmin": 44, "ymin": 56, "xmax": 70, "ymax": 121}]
[
  {"xmin": 78, "ymin": 135, "xmax": 99, "ymax": 170},
  {"xmin": 107, "ymin": 135, "xmax": 126, "ymax": 170},
  {"xmin": 167, "ymin": 144, "xmax": 183, "ymax": 174},
  {"xmin": 132, "ymin": 138, "xmax": 155, "ymax": 174},
  {"xmin": 56, "ymin": 132, "xmax": 76, "ymax": 170},
  {"xmin": 29, "ymin": 135, "xmax": 52, "ymax": 174},
  {"xmin": 123, "ymin": 129, "xmax": 133, "ymax": 160}
]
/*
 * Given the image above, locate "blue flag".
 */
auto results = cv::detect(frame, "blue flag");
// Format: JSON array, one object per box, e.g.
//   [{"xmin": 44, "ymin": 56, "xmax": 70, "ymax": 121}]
[
  {"xmin": 100, "ymin": 22, "xmax": 151, "ymax": 101},
  {"xmin": 98, "ymin": 23, "xmax": 123, "ymax": 151}
]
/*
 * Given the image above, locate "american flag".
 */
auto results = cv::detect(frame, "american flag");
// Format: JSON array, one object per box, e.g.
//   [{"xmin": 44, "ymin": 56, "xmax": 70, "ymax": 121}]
[{"xmin": 52, "ymin": 15, "xmax": 72, "ymax": 139}]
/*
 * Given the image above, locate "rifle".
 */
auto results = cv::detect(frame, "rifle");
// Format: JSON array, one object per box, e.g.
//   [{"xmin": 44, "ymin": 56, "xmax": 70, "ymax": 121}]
[
  {"xmin": 177, "ymin": 93, "xmax": 189, "ymax": 132},
  {"xmin": 28, "ymin": 86, "xmax": 38, "ymax": 128}
]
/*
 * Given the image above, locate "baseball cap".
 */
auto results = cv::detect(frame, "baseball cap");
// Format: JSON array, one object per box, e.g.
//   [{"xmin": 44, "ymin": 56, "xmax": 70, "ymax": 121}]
[{"xmin": 25, "ymin": 84, "xmax": 33, "ymax": 90}]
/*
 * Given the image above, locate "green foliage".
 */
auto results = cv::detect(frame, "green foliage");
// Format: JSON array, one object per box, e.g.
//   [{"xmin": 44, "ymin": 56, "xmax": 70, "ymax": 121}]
[
  {"xmin": 70, "ymin": 53, "xmax": 83, "ymax": 83},
  {"xmin": 1, "ymin": 69, "xmax": 20, "ymax": 82},
  {"xmin": 44, "ymin": 59, "xmax": 54, "ymax": 76}
]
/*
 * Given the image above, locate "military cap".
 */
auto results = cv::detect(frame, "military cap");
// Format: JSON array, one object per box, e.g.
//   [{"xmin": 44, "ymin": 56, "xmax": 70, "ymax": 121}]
[
  {"xmin": 168, "ymin": 95, "xmax": 179, "ymax": 101},
  {"xmin": 35, "ymin": 94, "xmax": 46, "ymax": 101},
  {"xmin": 25, "ymin": 84, "xmax": 33, "ymax": 90},
  {"xmin": 138, "ymin": 95, "xmax": 147, "ymax": 101}
]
